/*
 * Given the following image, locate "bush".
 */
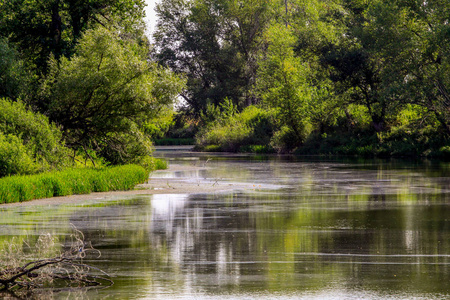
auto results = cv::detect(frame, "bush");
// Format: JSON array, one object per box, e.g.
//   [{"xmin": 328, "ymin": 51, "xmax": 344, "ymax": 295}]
[
  {"xmin": 270, "ymin": 126, "xmax": 300, "ymax": 153},
  {"xmin": 137, "ymin": 156, "xmax": 168, "ymax": 173},
  {"xmin": 0, "ymin": 133, "xmax": 39, "ymax": 177},
  {"xmin": 295, "ymin": 113, "xmax": 450, "ymax": 158},
  {"xmin": 195, "ymin": 105, "xmax": 277, "ymax": 152},
  {"xmin": 0, "ymin": 98, "xmax": 71, "ymax": 176},
  {"xmin": 0, "ymin": 165, "xmax": 150, "ymax": 204},
  {"xmin": 198, "ymin": 122, "xmax": 252, "ymax": 152},
  {"xmin": 165, "ymin": 113, "xmax": 199, "ymax": 139}
]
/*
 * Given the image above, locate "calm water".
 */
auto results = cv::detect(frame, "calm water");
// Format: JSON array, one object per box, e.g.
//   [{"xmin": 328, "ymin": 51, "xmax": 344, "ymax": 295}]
[{"xmin": 1, "ymin": 148, "xmax": 449, "ymax": 299}]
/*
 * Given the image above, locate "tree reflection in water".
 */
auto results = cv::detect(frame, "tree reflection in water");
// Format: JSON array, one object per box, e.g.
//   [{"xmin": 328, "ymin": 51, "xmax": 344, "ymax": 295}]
[{"xmin": 0, "ymin": 154, "xmax": 449, "ymax": 299}]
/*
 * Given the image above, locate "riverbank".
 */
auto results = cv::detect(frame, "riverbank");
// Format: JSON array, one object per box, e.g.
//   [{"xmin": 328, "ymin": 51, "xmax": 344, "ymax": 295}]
[
  {"xmin": 1, "ymin": 163, "xmax": 260, "ymax": 207},
  {"xmin": 0, "ymin": 165, "xmax": 152, "ymax": 204}
]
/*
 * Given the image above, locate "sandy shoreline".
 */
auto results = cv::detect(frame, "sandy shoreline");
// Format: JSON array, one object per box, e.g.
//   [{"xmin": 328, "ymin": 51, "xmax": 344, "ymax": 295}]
[{"xmin": 1, "ymin": 164, "xmax": 260, "ymax": 207}]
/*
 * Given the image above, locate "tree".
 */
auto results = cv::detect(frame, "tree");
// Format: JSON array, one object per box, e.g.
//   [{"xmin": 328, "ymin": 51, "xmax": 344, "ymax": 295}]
[
  {"xmin": 42, "ymin": 27, "xmax": 185, "ymax": 165},
  {"xmin": 255, "ymin": 0, "xmax": 343, "ymax": 149},
  {"xmin": 313, "ymin": 0, "xmax": 396, "ymax": 132},
  {"xmin": 364, "ymin": 0, "xmax": 450, "ymax": 134},
  {"xmin": 257, "ymin": 24, "xmax": 312, "ymax": 148},
  {"xmin": 285, "ymin": 0, "xmax": 345, "ymax": 134},
  {"xmin": 153, "ymin": 0, "xmax": 272, "ymax": 115},
  {"xmin": 0, "ymin": 39, "xmax": 30, "ymax": 100},
  {"xmin": 0, "ymin": 0, "xmax": 146, "ymax": 75}
]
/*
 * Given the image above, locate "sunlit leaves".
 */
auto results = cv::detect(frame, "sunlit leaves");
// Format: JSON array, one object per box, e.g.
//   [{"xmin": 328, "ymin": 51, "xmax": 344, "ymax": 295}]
[
  {"xmin": 360, "ymin": 0, "xmax": 450, "ymax": 132},
  {"xmin": 258, "ymin": 23, "xmax": 312, "ymax": 144},
  {"xmin": 0, "ymin": 98, "xmax": 70, "ymax": 176},
  {"xmin": 45, "ymin": 27, "xmax": 185, "ymax": 164}
]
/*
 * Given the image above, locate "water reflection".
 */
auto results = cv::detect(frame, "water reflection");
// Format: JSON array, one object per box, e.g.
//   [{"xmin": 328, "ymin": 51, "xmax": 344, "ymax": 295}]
[
  {"xmin": 141, "ymin": 190, "xmax": 449, "ymax": 297},
  {"xmin": 0, "ymin": 153, "xmax": 449, "ymax": 299}
]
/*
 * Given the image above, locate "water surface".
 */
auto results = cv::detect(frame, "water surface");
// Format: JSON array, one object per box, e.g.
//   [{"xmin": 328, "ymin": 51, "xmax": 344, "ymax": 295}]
[{"xmin": 1, "ymin": 149, "xmax": 449, "ymax": 299}]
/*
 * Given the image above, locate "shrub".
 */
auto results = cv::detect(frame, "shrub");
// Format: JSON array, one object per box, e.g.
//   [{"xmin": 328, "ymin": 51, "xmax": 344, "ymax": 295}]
[
  {"xmin": 270, "ymin": 126, "xmax": 300, "ymax": 153},
  {"xmin": 132, "ymin": 156, "xmax": 168, "ymax": 174},
  {"xmin": 198, "ymin": 122, "xmax": 252, "ymax": 152},
  {"xmin": 0, "ymin": 133, "xmax": 39, "ymax": 177},
  {"xmin": 195, "ymin": 105, "xmax": 277, "ymax": 152},
  {"xmin": 0, "ymin": 98, "xmax": 71, "ymax": 176},
  {"xmin": 97, "ymin": 124, "xmax": 154, "ymax": 166},
  {"xmin": 165, "ymin": 113, "xmax": 199, "ymax": 139},
  {"xmin": 152, "ymin": 158, "xmax": 168, "ymax": 171}
]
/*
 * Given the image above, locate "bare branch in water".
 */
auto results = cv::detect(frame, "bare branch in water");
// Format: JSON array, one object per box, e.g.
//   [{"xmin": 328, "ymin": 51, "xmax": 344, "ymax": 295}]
[{"xmin": 0, "ymin": 224, "xmax": 112, "ymax": 293}]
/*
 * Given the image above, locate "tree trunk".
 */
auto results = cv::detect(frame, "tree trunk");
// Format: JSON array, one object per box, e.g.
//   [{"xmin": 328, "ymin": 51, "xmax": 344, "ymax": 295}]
[{"xmin": 50, "ymin": 0, "xmax": 62, "ymax": 56}]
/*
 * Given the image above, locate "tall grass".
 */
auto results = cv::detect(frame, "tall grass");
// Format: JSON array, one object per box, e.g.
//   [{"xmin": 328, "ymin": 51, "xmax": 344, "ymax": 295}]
[{"xmin": 0, "ymin": 165, "xmax": 150, "ymax": 204}]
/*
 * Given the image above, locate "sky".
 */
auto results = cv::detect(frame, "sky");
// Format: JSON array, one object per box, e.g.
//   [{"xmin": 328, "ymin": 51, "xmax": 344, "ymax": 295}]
[{"xmin": 144, "ymin": 0, "xmax": 159, "ymax": 40}]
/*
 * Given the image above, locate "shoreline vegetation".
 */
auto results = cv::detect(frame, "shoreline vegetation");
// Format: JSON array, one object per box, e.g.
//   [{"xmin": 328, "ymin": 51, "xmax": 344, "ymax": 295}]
[
  {"xmin": 154, "ymin": 0, "xmax": 450, "ymax": 159},
  {"xmin": 0, "ymin": 159, "xmax": 167, "ymax": 204},
  {"xmin": 191, "ymin": 104, "xmax": 450, "ymax": 159},
  {"xmin": 1, "ymin": 0, "xmax": 450, "ymax": 207},
  {"xmin": 0, "ymin": 162, "xmax": 273, "ymax": 207}
]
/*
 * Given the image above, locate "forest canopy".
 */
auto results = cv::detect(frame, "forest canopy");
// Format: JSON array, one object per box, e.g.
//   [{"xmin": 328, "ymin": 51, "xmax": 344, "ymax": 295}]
[{"xmin": 154, "ymin": 0, "xmax": 450, "ymax": 156}]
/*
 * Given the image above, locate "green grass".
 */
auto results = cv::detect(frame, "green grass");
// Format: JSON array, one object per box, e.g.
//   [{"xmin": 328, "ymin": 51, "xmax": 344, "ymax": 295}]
[
  {"xmin": 0, "ymin": 164, "xmax": 151, "ymax": 204},
  {"xmin": 152, "ymin": 158, "xmax": 168, "ymax": 170}
]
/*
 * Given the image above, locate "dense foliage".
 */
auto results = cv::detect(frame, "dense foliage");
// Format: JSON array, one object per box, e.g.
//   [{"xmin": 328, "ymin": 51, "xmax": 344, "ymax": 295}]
[
  {"xmin": 42, "ymin": 27, "xmax": 185, "ymax": 165},
  {"xmin": 0, "ymin": 0, "xmax": 184, "ymax": 180},
  {"xmin": 0, "ymin": 0, "xmax": 147, "ymax": 75},
  {"xmin": 155, "ymin": 0, "xmax": 450, "ymax": 156},
  {"xmin": 195, "ymin": 101, "xmax": 276, "ymax": 152},
  {"xmin": 0, "ymin": 98, "xmax": 70, "ymax": 177},
  {"xmin": 1, "ymin": 0, "xmax": 449, "ymax": 175}
]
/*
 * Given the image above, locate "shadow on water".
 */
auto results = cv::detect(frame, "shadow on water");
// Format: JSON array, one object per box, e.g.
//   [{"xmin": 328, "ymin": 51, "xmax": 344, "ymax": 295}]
[{"xmin": 0, "ymin": 148, "xmax": 449, "ymax": 299}]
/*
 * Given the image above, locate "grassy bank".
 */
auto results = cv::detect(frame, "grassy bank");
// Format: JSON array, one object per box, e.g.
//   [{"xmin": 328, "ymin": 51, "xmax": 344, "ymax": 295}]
[{"xmin": 0, "ymin": 161, "xmax": 167, "ymax": 204}]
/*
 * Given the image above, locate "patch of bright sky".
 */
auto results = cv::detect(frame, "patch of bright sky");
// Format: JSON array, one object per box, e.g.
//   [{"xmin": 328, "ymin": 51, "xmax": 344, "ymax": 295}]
[
  {"xmin": 144, "ymin": 0, "xmax": 159, "ymax": 41},
  {"xmin": 144, "ymin": 0, "xmax": 186, "ymax": 108}
]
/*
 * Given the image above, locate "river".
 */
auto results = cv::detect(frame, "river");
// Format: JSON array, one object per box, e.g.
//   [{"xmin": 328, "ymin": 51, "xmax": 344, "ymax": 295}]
[{"xmin": 1, "ymin": 147, "xmax": 449, "ymax": 299}]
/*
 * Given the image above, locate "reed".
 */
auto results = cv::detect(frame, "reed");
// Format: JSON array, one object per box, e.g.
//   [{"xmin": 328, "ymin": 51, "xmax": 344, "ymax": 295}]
[{"xmin": 0, "ymin": 165, "xmax": 150, "ymax": 204}]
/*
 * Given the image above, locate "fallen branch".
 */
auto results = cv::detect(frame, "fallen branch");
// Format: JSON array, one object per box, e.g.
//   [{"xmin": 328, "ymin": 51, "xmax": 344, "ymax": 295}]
[{"xmin": 0, "ymin": 225, "xmax": 112, "ymax": 293}]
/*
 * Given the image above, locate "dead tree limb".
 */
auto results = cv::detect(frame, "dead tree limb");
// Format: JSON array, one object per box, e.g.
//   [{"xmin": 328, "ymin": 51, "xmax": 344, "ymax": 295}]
[{"xmin": 0, "ymin": 225, "xmax": 112, "ymax": 292}]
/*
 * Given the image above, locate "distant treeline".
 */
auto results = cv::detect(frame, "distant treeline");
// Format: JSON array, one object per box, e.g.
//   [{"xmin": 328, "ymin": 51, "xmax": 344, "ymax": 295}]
[
  {"xmin": 154, "ymin": 0, "xmax": 450, "ymax": 156},
  {"xmin": 1, "ymin": 0, "xmax": 448, "ymax": 166}
]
